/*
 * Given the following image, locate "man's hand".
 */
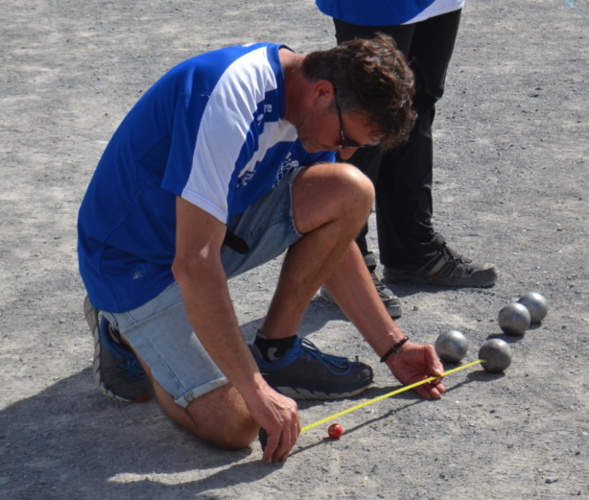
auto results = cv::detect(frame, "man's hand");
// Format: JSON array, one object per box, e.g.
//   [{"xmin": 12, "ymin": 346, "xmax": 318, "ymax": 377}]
[
  {"xmin": 385, "ymin": 341, "xmax": 446, "ymax": 399},
  {"xmin": 174, "ymin": 197, "xmax": 299, "ymax": 459},
  {"xmin": 243, "ymin": 381, "xmax": 300, "ymax": 463}
]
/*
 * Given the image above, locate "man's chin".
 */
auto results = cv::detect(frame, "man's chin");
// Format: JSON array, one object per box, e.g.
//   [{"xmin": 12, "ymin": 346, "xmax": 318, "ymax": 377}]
[
  {"xmin": 299, "ymin": 140, "xmax": 326, "ymax": 154},
  {"xmin": 298, "ymin": 140, "xmax": 314, "ymax": 153}
]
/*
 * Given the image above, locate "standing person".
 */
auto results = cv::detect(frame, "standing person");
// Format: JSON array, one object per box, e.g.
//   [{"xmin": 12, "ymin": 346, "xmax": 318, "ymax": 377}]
[
  {"xmin": 316, "ymin": 1, "xmax": 498, "ymax": 319},
  {"xmin": 78, "ymin": 35, "xmax": 446, "ymax": 463}
]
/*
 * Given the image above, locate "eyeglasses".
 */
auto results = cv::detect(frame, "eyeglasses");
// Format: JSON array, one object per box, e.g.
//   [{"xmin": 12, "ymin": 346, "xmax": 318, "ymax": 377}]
[{"xmin": 334, "ymin": 91, "xmax": 380, "ymax": 149}]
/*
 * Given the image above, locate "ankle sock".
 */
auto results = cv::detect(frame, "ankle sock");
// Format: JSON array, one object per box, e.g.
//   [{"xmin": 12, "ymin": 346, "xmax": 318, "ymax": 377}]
[{"xmin": 254, "ymin": 331, "xmax": 297, "ymax": 362}]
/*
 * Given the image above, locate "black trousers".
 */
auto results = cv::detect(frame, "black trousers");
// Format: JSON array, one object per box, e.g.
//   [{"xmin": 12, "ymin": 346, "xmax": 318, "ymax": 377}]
[{"xmin": 333, "ymin": 9, "xmax": 462, "ymax": 268}]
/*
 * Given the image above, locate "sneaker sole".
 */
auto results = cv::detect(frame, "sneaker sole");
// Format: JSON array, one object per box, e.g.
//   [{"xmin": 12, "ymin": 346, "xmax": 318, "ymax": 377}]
[
  {"xmin": 91, "ymin": 325, "xmax": 152, "ymax": 403},
  {"xmin": 84, "ymin": 296, "xmax": 152, "ymax": 403},
  {"xmin": 384, "ymin": 270, "xmax": 497, "ymax": 288},
  {"xmin": 385, "ymin": 303, "xmax": 402, "ymax": 319},
  {"xmin": 270, "ymin": 382, "xmax": 371, "ymax": 401}
]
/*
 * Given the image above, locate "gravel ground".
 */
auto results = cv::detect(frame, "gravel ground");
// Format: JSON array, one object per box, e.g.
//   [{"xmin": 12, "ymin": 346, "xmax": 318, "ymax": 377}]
[{"xmin": 1, "ymin": 1, "xmax": 588, "ymax": 499}]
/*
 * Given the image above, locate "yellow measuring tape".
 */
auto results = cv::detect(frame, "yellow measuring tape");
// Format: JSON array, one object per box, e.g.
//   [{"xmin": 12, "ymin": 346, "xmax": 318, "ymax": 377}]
[{"xmin": 301, "ymin": 359, "xmax": 483, "ymax": 433}]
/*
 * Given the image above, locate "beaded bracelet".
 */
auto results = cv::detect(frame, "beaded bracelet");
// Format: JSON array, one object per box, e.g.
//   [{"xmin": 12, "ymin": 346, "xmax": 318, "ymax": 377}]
[{"xmin": 379, "ymin": 336, "xmax": 409, "ymax": 363}]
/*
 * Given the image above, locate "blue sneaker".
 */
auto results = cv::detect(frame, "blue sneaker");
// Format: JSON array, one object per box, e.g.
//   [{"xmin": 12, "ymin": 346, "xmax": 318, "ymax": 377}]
[
  {"xmin": 251, "ymin": 337, "xmax": 373, "ymax": 400},
  {"xmin": 84, "ymin": 296, "xmax": 152, "ymax": 402}
]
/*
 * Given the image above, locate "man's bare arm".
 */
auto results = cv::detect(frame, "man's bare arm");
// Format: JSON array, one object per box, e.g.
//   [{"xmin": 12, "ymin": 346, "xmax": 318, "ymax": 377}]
[
  {"xmin": 172, "ymin": 196, "xmax": 299, "ymax": 462},
  {"xmin": 324, "ymin": 242, "xmax": 446, "ymax": 400}
]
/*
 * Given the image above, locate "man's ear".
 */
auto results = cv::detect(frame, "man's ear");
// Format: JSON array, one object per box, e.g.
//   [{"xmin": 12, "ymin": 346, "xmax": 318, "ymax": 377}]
[{"xmin": 310, "ymin": 79, "xmax": 335, "ymax": 106}]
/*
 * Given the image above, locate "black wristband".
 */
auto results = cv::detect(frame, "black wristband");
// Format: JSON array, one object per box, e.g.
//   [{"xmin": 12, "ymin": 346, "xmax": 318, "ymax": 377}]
[{"xmin": 379, "ymin": 336, "xmax": 409, "ymax": 363}]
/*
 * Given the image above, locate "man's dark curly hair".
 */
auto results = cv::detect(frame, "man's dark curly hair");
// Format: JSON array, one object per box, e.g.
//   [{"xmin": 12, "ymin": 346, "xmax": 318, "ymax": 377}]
[{"xmin": 302, "ymin": 33, "xmax": 416, "ymax": 150}]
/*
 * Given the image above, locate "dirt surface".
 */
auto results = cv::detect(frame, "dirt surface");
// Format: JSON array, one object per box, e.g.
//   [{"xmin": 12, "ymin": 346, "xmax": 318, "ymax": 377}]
[{"xmin": 1, "ymin": 1, "xmax": 588, "ymax": 498}]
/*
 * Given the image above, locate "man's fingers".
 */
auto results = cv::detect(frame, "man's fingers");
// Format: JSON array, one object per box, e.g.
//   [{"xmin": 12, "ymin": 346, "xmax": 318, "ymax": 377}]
[
  {"xmin": 275, "ymin": 426, "xmax": 294, "ymax": 462},
  {"xmin": 427, "ymin": 347, "xmax": 445, "ymax": 377},
  {"xmin": 414, "ymin": 379, "xmax": 446, "ymax": 400},
  {"xmin": 260, "ymin": 410, "xmax": 300, "ymax": 463},
  {"xmin": 262, "ymin": 424, "xmax": 299, "ymax": 463},
  {"xmin": 275, "ymin": 414, "xmax": 301, "ymax": 461},
  {"xmin": 262, "ymin": 430, "xmax": 281, "ymax": 463},
  {"xmin": 432, "ymin": 379, "xmax": 446, "ymax": 394}
]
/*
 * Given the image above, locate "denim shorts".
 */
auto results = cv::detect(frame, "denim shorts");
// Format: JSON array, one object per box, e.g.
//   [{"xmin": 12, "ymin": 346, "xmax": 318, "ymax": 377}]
[{"xmin": 103, "ymin": 167, "xmax": 304, "ymax": 407}]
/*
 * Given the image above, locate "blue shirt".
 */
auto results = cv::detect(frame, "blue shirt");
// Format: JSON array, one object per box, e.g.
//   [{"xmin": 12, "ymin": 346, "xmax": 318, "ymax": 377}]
[
  {"xmin": 316, "ymin": 0, "xmax": 463, "ymax": 26},
  {"xmin": 78, "ymin": 43, "xmax": 334, "ymax": 313}
]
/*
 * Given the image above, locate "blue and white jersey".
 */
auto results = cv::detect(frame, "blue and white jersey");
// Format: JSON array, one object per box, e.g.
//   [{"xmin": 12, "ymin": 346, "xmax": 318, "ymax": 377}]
[
  {"xmin": 78, "ymin": 43, "xmax": 334, "ymax": 313},
  {"xmin": 316, "ymin": 0, "xmax": 464, "ymax": 26}
]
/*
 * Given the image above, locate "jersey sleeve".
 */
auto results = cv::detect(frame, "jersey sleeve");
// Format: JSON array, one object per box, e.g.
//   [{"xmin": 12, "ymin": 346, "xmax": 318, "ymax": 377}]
[{"xmin": 161, "ymin": 46, "xmax": 281, "ymax": 223}]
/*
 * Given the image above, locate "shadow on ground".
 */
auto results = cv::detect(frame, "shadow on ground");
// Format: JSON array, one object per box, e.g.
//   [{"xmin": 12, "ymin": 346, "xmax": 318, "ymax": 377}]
[{"xmin": 0, "ymin": 369, "xmax": 276, "ymax": 499}]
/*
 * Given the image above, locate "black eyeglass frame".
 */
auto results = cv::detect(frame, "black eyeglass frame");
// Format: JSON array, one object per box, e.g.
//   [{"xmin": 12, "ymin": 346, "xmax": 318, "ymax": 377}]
[{"xmin": 333, "ymin": 90, "xmax": 381, "ymax": 149}]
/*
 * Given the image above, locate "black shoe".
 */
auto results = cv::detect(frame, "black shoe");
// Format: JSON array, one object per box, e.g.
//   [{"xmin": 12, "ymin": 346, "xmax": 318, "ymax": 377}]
[
  {"xmin": 319, "ymin": 270, "xmax": 402, "ymax": 319},
  {"xmin": 251, "ymin": 337, "xmax": 373, "ymax": 400},
  {"xmin": 369, "ymin": 270, "xmax": 402, "ymax": 319},
  {"xmin": 384, "ymin": 244, "xmax": 497, "ymax": 288},
  {"xmin": 84, "ymin": 296, "xmax": 152, "ymax": 402}
]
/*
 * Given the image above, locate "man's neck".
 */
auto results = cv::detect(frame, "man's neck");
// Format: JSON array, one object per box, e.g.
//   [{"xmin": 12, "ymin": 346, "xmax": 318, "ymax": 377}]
[{"xmin": 279, "ymin": 49, "xmax": 307, "ymax": 125}]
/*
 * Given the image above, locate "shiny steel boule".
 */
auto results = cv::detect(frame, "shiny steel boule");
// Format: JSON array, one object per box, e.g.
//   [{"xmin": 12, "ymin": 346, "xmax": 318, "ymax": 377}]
[
  {"xmin": 498, "ymin": 302, "xmax": 531, "ymax": 335},
  {"xmin": 518, "ymin": 292, "xmax": 548, "ymax": 324},
  {"xmin": 435, "ymin": 329, "xmax": 469, "ymax": 363},
  {"xmin": 479, "ymin": 339, "xmax": 512, "ymax": 373}
]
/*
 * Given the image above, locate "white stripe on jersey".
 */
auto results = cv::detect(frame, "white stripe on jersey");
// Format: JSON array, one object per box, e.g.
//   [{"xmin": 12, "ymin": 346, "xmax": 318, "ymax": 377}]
[
  {"xmin": 237, "ymin": 119, "xmax": 298, "ymax": 180},
  {"xmin": 403, "ymin": 0, "xmax": 464, "ymax": 24},
  {"xmin": 182, "ymin": 46, "xmax": 283, "ymax": 222}
]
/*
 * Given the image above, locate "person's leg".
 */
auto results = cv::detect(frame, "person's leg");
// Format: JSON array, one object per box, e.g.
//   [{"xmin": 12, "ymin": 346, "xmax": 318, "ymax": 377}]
[
  {"xmin": 206, "ymin": 162, "xmax": 376, "ymax": 403},
  {"xmin": 104, "ymin": 283, "xmax": 259, "ymax": 450},
  {"xmin": 223, "ymin": 164, "xmax": 375, "ymax": 400},
  {"xmin": 247, "ymin": 163, "xmax": 375, "ymax": 400},
  {"xmin": 261, "ymin": 162, "xmax": 374, "ymax": 336},
  {"xmin": 327, "ymin": 19, "xmax": 417, "ymax": 317},
  {"xmin": 376, "ymin": 12, "xmax": 461, "ymax": 266},
  {"xmin": 378, "ymin": 10, "xmax": 497, "ymax": 286},
  {"xmin": 91, "ymin": 164, "xmax": 376, "ymax": 422},
  {"xmin": 84, "ymin": 295, "xmax": 153, "ymax": 403},
  {"xmin": 335, "ymin": 13, "xmax": 496, "ymax": 287},
  {"xmin": 142, "ymin": 356, "xmax": 258, "ymax": 450}
]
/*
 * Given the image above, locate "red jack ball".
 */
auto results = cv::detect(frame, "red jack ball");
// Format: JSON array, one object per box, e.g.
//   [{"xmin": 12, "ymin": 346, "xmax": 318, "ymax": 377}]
[{"xmin": 328, "ymin": 424, "xmax": 344, "ymax": 439}]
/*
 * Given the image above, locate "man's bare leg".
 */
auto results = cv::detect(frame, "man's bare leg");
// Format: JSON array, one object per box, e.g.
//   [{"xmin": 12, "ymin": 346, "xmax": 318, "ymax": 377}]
[
  {"xmin": 120, "ymin": 162, "xmax": 373, "ymax": 448},
  {"xmin": 261, "ymin": 162, "xmax": 374, "ymax": 338},
  {"xmin": 137, "ymin": 354, "xmax": 260, "ymax": 450}
]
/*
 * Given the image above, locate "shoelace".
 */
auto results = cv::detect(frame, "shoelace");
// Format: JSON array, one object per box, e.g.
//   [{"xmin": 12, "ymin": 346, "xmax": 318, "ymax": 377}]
[
  {"xmin": 441, "ymin": 243, "xmax": 471, "ymax": 265},
  {"xmin": 433, "ymin": 245, "xmax": 477, "ymax": 277},
  {"xmin": 371, "ymin": 273, "xmax": 393, "ymax": 299},
  {"xmin": 299, "ymin": 338, "xmax": 352, "ymax": 375}
]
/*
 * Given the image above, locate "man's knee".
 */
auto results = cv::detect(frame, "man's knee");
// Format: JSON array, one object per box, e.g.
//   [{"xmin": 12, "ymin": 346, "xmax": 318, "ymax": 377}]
[
  {"xmin": 183, "ymin": 385, "xmax": 259, "ymax": 450},
  {"xmin": 135, "ymin": 340, "xmax": 258, "ymax": 451},
  {"xmin": 324, "ymin": 162, "xmax": 375, "ymax": 232},
  {"xmin": 293, "ymin": 162, "xmax": 375, "ymax": 233},
  {"xmin": 334, "ymin": 162, "xmax": 375, "ymax": 214}
]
